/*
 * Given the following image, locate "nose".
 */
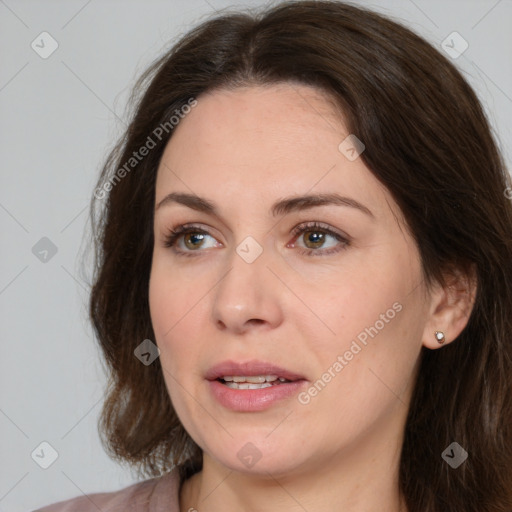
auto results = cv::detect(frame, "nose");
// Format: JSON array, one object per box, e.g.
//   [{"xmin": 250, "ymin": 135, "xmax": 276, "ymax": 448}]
[{"xmin": 211, "ymin": 243, "xmax": 284, "ymax": 335}]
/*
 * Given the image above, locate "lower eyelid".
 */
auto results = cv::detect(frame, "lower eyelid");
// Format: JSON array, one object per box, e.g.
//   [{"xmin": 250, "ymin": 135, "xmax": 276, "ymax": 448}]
[{"xmin": 291, "ymin": 237, "xmax": 349, "ymax": 257}]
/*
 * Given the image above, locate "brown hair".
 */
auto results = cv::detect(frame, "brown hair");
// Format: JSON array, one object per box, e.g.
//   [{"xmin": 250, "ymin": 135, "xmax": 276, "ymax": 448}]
[{"xmin": 86, "ymin": 1, "xmax": 512, "ymax": 510}]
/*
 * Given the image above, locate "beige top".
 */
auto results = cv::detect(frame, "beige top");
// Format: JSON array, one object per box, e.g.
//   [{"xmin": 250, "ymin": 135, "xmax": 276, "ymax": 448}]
[{"xmin": 33, "ymin": 467, "xmax": 181, "ymax": 511}]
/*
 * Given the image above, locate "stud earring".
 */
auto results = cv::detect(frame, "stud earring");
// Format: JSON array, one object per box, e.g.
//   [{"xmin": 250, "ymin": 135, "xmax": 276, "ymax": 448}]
[{"xmin": 435, "ymin": 331, "xmax": 445, "ymax": 344}]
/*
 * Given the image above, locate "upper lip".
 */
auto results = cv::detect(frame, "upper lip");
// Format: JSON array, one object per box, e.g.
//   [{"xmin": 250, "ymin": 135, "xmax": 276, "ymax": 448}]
[{"xmin": 205, "ymin": 360, "xmax": 306, "ymax": 382}]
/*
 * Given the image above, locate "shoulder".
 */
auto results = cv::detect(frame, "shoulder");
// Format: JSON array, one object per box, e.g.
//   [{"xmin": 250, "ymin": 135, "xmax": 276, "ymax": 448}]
[{"xmin": 33, "ymin": 468, "xmax": 181, "ymax": 512}]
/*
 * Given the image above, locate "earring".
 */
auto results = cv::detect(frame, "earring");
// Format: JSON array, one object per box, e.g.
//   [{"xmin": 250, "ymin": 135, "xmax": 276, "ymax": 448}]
[{"xmin": 435, "ymin": 331, "xmax": 445, "ymax": 344}]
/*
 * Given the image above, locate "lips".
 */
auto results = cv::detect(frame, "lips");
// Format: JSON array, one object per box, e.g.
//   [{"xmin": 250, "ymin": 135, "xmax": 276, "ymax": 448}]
[
  {"xmin": 206, "ymin": 360, "xmax": 308, "ymax": 412},
  {"xmin": 205, "ymin": 360, "xmax": 306, "ymax": 383}
]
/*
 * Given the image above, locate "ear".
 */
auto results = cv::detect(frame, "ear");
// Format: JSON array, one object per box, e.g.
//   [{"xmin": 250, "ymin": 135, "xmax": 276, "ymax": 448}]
[{"xmin": 422, "ymin": 264, "xmax": 477, "ymax": 349}]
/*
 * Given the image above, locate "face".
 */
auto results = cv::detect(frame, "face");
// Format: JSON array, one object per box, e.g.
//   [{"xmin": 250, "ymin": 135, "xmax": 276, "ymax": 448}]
[{"xmin": 149, "ymin": 83, "xmax": 432, "ymax": 478}]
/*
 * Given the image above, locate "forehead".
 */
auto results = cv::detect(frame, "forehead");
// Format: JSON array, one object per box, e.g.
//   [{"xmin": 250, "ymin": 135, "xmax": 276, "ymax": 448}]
[
  {"xmin": 154, "ymin": 84, "xmax": 393, "ymax": 221},
  {"xmin": 164, "ymin": 84, "xmax": 342, "ymax": 155}
]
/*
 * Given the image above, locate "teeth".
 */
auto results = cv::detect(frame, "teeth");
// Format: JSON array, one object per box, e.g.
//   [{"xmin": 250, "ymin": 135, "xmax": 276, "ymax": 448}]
[
  {"xmin": 225, "ymin": 382, "xmax": 273, "ymax": 390},
  {"xmin": 220, "ymin": 375, "xmax": 294, "ymax": 389},
  {"xmin": 223, "ymin": 375, "xmax": 279, "ymax": 383}
]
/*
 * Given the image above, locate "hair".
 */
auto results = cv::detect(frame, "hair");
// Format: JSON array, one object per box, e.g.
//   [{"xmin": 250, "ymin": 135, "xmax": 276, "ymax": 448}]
[{"xmin": 86, "ymin": 1, "xmax": 512, "ymax": 510}]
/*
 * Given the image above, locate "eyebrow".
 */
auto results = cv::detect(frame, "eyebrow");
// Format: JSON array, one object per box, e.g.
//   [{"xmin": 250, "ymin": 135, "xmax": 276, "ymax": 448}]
[{"xmin": 155, "ymin": 192, "xmax": 375, "ymax": 219}]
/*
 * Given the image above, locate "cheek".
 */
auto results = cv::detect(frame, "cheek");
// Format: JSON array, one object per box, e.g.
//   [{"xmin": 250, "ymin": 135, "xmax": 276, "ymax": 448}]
[
  {"xmin": 148, "ymin": 258, "xmax": 209, "ymax": 375},
  {"xmin": 148, "ymin": 265, "xmax": 198, "ymax": 421},
  {"xmin": 149, "ymin": 256, "xmax": 196, "ymax": 335},
  {"xmin": 301, "ymin": 247, "xmax": 425, "ymax": 403},
  {"xmin": 148, "ymin": 268, "xmax": 172, "ymax": 343},
  {"xmin": 303, "ymin": 260, "xmax": 409, "ymax": 350},
  {"xmin": 148, "ymin": 261, "xmax": 188, "ymax": 368}
]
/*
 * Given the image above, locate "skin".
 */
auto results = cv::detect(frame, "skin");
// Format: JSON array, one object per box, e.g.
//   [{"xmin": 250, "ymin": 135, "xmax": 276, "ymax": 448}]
[{"xmin": 148, "ymin": 83, "xmax": 475, "ymax": 512}]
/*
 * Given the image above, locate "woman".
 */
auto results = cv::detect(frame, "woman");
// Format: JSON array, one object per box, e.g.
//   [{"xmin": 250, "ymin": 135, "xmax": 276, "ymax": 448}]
[{"xmin": 35, "ymin": 1, "xmax": 512, "ymax": 511}]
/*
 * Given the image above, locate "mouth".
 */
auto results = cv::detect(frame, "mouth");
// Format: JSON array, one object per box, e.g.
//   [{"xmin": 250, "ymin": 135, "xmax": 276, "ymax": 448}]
[
  {"xmin": 217, "ymin": 375, "xmax": 293, "ymax": 389},
  {"xmin": 205, "ymin": 360, "xmax": 307, "ymax": 411},
  {"xmin": 205, "ymin": 360, "xmax": 306, "ymax": 384}
]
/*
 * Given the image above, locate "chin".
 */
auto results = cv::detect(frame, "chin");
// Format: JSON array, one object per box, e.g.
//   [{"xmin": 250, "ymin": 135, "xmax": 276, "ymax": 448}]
[{"xmin": 204, "ymin": 434, "xmax": 312, "ymax": 478}]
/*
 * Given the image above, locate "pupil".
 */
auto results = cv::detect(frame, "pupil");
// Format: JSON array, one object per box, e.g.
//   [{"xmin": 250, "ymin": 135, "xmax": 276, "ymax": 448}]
[
  {"xmin": 305, "ymin": 231, "xmax": 324, "ymax": 248},
  {"xmin": 185, "ymin": 233, "xmax": 204, "ymax": 249}
]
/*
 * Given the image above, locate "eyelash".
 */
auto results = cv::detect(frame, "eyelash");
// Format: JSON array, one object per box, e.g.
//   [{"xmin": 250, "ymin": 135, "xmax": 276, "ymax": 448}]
[{"xmin": 162, "ymin": 221, "xmax": 350, "ymax": 258}]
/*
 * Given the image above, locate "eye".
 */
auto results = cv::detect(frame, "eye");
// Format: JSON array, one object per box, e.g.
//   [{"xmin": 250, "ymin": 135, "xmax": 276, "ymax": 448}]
[
  {"xmin": 289, "ymin": 221, "xmax": 350, "ymax": 256},
  {"xmin": 162, "ymin": 221, "xmax": 350, "ymax": 257},
  {"xmin": 163, "ymin": 224, "xmax": 220, "ymax": 256}
]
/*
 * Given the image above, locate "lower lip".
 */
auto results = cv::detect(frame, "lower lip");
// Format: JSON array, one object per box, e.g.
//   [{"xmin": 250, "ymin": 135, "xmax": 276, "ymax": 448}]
[{"xmin": 208, "ymin": 379, "xmax": 307, "ymax": 412}]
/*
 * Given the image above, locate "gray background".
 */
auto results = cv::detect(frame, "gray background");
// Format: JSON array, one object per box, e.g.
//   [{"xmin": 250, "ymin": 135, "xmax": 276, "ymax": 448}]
[{"xmin": 1, "ymin": 0, "xmax": 510, "ymax": 510}]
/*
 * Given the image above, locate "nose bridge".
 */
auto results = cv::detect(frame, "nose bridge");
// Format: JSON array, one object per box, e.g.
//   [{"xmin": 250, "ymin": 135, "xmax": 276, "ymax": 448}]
[{"xmin": 211, "ymin": 235, "xmax": 283, "ymax": 332}]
